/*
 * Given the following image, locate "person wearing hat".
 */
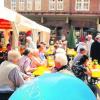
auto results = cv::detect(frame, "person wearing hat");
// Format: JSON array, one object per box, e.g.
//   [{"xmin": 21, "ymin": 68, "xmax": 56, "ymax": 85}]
[{"xmin": 90, "ymin": 34, "xmax": 100, "ymax": 63}]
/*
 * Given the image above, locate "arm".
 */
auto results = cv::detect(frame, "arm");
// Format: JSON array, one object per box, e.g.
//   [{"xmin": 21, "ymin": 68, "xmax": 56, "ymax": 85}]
[
  {"xmin": 21, "ymin": 72, "xmax": 30, "ymax": 80},
  {"xmin": 8, "ymin": 68, "xmax": 24, "ymax": 88},
  {"xmin": 32, "ymin": 57, "xmax": 46, "ymax": 67},
  {"xmin": 24, "ymin": 59, "xmax": 36, "ymax": 73}
]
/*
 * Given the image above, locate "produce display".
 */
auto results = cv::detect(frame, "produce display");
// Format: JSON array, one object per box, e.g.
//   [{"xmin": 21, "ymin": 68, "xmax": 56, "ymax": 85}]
[
  {"xmin": 67, "ymin": 48, "xmax": 77, "ymax": 57},
  {"xmin": 88, "ymin": 60, "xmax": 100, "ymax": 78}
]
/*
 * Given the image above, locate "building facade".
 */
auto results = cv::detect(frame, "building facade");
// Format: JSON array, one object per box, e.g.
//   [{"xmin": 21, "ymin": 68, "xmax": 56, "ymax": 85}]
[{"xmin": 4, "ymin": 0, "xmax": 100, "ymax": 40}]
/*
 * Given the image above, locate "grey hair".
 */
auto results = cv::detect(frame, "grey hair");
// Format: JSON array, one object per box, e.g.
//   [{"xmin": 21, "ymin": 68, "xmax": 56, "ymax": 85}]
[
  {"xmin": 55, "ymin": 53, "xmax": 68, "ymax": 66},
  {"xmin": 56, "ymin": 48, "xmax": 66, "ymax": 54},
  {"xmin": 8, "ymin": 50, "xmax": 21, "ymax": 61}
]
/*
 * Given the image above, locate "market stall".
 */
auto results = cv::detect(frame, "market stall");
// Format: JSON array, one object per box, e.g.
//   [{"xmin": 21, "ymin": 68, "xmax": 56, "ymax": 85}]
[
  {"xmin": 38, "ymin": 25, "xmax": 50, "ymax": 45},
  {"xmin": 0, "ymin": 7, "xmax": 51, "ymax": 58}
]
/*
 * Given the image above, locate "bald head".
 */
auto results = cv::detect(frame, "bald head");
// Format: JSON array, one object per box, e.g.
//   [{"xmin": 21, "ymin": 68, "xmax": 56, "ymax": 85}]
[{"xmin": 8, "ymin": 50, "xmax": 21, "ymax": 63}]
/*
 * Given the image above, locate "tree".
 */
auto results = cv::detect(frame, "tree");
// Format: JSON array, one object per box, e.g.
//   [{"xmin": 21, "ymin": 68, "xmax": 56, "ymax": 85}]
[{"xmin": 67, "ymin": 26, "xmax": 76, "ymax": 49}]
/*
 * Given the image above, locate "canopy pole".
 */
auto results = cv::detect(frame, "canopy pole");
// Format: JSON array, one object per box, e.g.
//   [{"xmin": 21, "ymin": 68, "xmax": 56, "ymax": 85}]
[
  {"xmin": 97, "ymin": 18, "xmax": 100, "ymax": 32},
  {"xmin": 11, "ymin": 22, "xmax": 19, "ymax": 50}
]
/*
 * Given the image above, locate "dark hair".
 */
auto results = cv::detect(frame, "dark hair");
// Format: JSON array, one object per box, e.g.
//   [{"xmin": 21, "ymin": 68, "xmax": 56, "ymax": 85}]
[
  {"xmin": 54, "ymin": 44, "xmax": 59, "ymax": 49},
  {"xmin": 80, "ymin": 48, "xmax": 85, "ymax": 52},
  {"xmin": 40, "ymin": 42, "xmax": 46, "ymax": 45},
  {"xmin": 78, "ymin": 55, "xmax": 89, "ymax": 65},
  {"xmin": 40, "ymin": 42, "xmax": 44, "ymax": 44},
  {"xmin": 7, "ymin": 43, "xmax": 11, "ymax": 47},
  {"xmin": 37, "ymin": 44, "xmax": 41, "ymax": 49},
  {"xmin": 23, "ymin": 49, "xmax": 30, "ymax": 56},
  {"xmin": 0, "ymin": 45, "xmax": 2, "ymax": 49}
]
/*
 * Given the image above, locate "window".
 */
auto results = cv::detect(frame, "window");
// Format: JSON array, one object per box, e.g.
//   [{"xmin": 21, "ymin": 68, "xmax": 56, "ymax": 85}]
[
  {"xmin": 19, "ymin": 0, "xmax": 25, "ymax": 11},
  {"xmin": 49, "ymin": 0, "xmax": 56, "ymax": 11},
  {"xmin": 11, "ymin": 0, "xmax": 16, "ymax": 10},
  {"xmin": 75, "ymin": 0, "xmax": 90, "ymax": 11},
  {"xmin": 35, "ymin": 0, "xmax": 41, "ymax": 11},
  {"xmin": 57, "ymin": 0, "xmax": 63, "ymax": 10},
  {"xmin": 27, "ymin": 0, "xmax": 33, "ymax": 11}
]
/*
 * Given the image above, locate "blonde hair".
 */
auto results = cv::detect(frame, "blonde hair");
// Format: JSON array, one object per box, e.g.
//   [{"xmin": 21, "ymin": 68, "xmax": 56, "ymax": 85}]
[{"xmin": 8, "ymin": 50, "xmax": 21, "ymax": 61}]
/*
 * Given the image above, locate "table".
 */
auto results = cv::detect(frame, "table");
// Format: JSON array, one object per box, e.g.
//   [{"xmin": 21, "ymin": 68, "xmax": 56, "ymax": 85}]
[
  {"xmin": 32, "ymin": 66, "xmax": 51, "ymax": 76},
  {"xmin": 88, "ymin": 68, "xmax": 100, "ymax": 84},
  {"xmin": 90, "ymin": 69, "xmax": 100, "ymax": 78}
]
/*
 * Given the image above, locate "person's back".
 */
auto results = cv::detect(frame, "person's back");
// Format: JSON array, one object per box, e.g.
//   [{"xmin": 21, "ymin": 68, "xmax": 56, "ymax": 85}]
[
  {"xmin": 91, "ymin": 40, "xmax": 100, "ymax": 63},
  {"xmin": 73, "ymin": 48, "xmax": 87, "ymax": 65},
  {"xmin": 73, "ymin": 53, "xmax": 82, "ymax": 65},
  {"xmin": 0, "ymin": 50, "xmax": 24, "ymax": 100},
  {"xmin": 0, "ymin": 61, "xmax": 17, "ymax": 91},
  {"xmin": 72, "ymin": 64, "xmax": 87, "ymax": 81},
  {"xmin": 0, "ymin": 61, "xmax": 24, "ymax": 100},
  {"xmin": 19, "ymin": 55, "xmax": 31, "ymax": 73},
  {"xmin": 72, "ymin": 55, "xmax": 89, "ymax": 81}
]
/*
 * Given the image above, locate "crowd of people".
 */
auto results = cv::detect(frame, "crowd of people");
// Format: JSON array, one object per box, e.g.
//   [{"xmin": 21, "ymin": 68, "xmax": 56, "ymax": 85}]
[{"xmin": 0, "ymin": 34, "xmax": 100, "ymax": 99}]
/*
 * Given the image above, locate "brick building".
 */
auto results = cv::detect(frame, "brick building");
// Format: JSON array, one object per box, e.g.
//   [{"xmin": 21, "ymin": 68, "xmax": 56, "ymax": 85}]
[{"xmin": 4, "ymin": 0, "xmax": 100, "ymax": 40}]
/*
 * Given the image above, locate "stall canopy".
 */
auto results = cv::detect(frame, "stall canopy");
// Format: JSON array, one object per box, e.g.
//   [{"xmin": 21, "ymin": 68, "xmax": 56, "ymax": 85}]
[
  {"xmin": 0, "ymin": 7, "xmax": 16, "ymax": 22},
  {"xmin": 0, "ymin": 7, "xmax": 38, "ymax": 31},
  {"xmin": 17, "ymin": 15, "xmax": 39, "ymax": 32},
  {"xmin": 0, "ymin": 19, "xmax": 12, "ymax": 29},
  {"xmin": 0, "ymin": 7, "xmax": 51, "ymax": 33},
  {"xmin": 19, "ymin": 15, "xmax": 51, "ymax": 33},
  {"xmin": 38, "ymin": 24, "xmax": 51, "ymax": 33},
  {"xmin": 0, "ymin": 7, "xmax": 16, "ymax": 30}
]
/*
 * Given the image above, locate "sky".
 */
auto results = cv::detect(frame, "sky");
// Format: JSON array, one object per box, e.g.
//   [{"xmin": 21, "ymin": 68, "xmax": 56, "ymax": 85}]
[{"xmin": 0, "ymin": 0, "xmax": 4, "ymax": 7}]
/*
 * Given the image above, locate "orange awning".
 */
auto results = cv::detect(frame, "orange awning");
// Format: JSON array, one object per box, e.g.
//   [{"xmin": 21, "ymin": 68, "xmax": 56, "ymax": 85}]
[{"xmin": 0, "ymin": 19, "xmax": 12, "ymax": 29}]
